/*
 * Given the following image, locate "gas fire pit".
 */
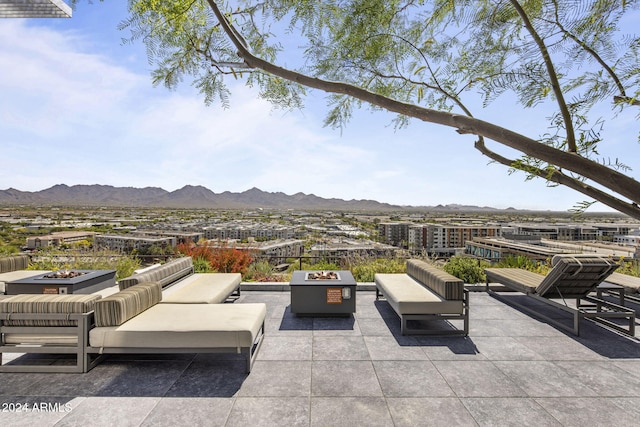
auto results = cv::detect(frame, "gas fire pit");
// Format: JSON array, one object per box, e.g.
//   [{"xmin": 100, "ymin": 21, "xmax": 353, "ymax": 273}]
[
  {"xmin": 306, "ymin": 271, "xmax": 340, "ymax": 281},
  {"xmin": 6, "ymin": 270, "xmax": 117, "ymax": 295},
  {"xmin": 290, "ymin": 270, "xmax": 356, "ymax": 316}
]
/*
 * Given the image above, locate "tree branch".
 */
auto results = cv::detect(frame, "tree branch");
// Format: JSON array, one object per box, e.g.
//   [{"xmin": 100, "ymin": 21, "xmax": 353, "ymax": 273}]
[
  {"xmin": 509, "ymin": 0, "xmax": 577, "ymax": 152},
  {"xmin": 205, "ymin": 0, "xmax": 640, "ymax": 217}
]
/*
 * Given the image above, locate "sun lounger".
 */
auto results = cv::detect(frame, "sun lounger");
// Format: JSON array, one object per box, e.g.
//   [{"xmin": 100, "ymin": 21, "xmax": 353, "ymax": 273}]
[{"xmin": 485, "ymin": 255, "xmax": 635, "ymax": 336}]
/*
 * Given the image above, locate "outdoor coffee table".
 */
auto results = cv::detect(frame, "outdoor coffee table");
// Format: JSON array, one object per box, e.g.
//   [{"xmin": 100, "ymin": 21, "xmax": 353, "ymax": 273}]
[{"xmin": 289, "ymin": 270, "xmax": 356, "ymax": 316}]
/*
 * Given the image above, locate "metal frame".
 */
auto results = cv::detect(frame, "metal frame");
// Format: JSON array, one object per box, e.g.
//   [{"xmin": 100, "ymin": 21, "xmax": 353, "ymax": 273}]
[
  {"xmin": 85, "ymin": 320, "xmax": 265, "ymax": 373},
  {"xmin": 376, "ymin": 287, "xmax": 469, "ymax": 336},
  {"xmin": 0, "ymin": 311, "xmax": 92, "ymax": 373}
]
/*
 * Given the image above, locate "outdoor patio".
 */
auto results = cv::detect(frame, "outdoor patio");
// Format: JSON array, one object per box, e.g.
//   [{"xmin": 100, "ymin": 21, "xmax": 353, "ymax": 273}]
[{"xmin": 1, "ymin": 289, "xmax": 640, "ymax": 426}]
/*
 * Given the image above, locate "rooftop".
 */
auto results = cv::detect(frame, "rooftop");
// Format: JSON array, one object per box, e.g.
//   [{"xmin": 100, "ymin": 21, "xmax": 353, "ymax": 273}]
[
  {"xmin": 0, "ymin": 0, "xmax": 71, "ymax": 18},
  {"xmin": 1, "ymin": 289, "xmax": 640, "ymax": 426}
]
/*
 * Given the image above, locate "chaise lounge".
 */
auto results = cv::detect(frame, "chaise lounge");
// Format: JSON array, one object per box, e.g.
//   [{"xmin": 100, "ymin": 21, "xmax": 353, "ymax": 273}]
[{"xmin": 485, "ymin": 255, "xmax": 635, "ymax": 336}]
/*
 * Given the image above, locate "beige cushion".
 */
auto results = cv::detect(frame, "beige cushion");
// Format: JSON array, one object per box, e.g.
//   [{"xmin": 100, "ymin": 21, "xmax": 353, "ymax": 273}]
[
  {"xmin": 0, "ymin": 293, "xmax": 101, "ymax": 327},
  {"xmin": 94, "ymin": 282, "xmax": 162, "ymax": 327},
  {"xmin": 375, "ymin": 274, "xmax": 463, "ymax": 315},
  {"xmin": 162, "ymin": 273, "xmax": 241, "ymax": 304},
  {"xmin": 89, "ymin": 303, "xmax": 267, "ymax": 349},
  {"xmin": 604, "ymin": 272, "xmax": 640, "ymax": 294},
  {"xmin": 406, "ymin": 259, "xmax": 465, "ymax": 300},
  {"xmin": 484, "ymin": 268, "xmax": 543, "ymax": 294}
]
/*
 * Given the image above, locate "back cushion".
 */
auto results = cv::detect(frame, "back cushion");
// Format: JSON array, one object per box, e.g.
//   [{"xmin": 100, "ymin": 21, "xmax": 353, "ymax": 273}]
[
  {"xmin": 0, "ymin": 294, "xmax": 102, "ymax": 326},
  {"xmin": 118, "ymin": 257, "xmax": 193, "ymax": 290},
  {"xmin": 94, "ymin": 281, "xmax": 162, "ymax": 327},
  {"xmin": 406, "ymin": 259, "xmax": 465, "ymax": 300},
  {"xmin": 0, "ymin": 255, "xmax": 30, "ymax": 273}
]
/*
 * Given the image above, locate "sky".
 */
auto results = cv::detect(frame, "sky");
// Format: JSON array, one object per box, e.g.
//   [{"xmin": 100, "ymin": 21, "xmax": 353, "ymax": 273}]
[{"xmin": 0, "ymin": 2, "xmax": 638, "ymax": 212}]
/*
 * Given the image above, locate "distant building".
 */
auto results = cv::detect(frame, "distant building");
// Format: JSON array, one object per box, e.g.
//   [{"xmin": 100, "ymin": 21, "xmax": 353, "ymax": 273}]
[
  {"xmin": 94, "ymin": 234, "xmax": 176, "ymax": 253},
  {"xmin": 378, "ymin": 223, "xmax": 411, "ymax": 247},
  {"xmin": 408, "ymin": 224, "xmax": 501, "ymax": 256},
  {"xmin": 208, "ymin": 239, "xmax": 304, "ymax": 264},
  {"xmin": 309, "ymin": 240, "xmax": 398, "ymax": 259},
  {"xmin": 466, "ymin": 236, "xmax": 638, "ymax": 261},
  {"xmin": 26, "ymin": 231, "xmax": 97, "ymax": 250},
  {"xmin": 0, "ymin": 0, "xmax": 72, "ymax": 18}
]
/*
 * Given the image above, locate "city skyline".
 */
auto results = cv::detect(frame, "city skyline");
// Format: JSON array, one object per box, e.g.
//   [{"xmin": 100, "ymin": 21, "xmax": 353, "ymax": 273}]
[{"xmin": 1, "ymin": 2, "xmax": 638, "ymax": 212}]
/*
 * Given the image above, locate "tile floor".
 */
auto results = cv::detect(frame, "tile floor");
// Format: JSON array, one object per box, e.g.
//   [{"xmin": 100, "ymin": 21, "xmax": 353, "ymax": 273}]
[{"xmin": 1, "ymin": 290, "xmax": 639, "ymax": 426}]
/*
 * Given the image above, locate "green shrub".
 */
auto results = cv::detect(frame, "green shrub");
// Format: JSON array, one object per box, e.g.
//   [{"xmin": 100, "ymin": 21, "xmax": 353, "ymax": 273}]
[
  {"xmin": 244, "ymin": 260, "xmax": 289, "ymax": 282},
  {"xmin": 28, "ymin": 250, "xmax": 140, "ymax": 280},
  {"xmin": 350, "ymin": 258, "xmax": 406, "ymax": 282},
  {"xmin": 192, "ymin": 257, "xmax": 215, "ymax": 273},
  {"xmin": 494, "ymin": 255, "xmax": 549, "ymax": 275},
  {"xmin": 443, "ymin": 256, "xmax": 488, "ymax": 284}
]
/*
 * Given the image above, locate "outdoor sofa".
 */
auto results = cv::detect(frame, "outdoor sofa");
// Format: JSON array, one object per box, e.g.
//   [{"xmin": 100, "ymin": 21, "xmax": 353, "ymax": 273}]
[
  {"xmin": 375, "ymin": 259, "xmax": 469, "ymax": 335},
  {"xmin": 484, "ymin": 255, "xmax": 635, "ymax": 336},
  {"xmin": 0, "ymin": 257, "xmax": 265, "ymax": 373}
]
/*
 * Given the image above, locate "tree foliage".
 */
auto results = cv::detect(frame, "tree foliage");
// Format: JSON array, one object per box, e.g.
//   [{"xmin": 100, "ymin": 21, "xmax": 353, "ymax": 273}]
[{"xmin": 122, "ymin": 0, "xmax": 640, "ymax": 218}]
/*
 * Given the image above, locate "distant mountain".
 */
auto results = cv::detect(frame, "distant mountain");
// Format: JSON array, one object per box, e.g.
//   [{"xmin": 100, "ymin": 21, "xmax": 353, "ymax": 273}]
[{"xmin": 0, "ymin": 184, "xmax": 402, "ymax": 210}]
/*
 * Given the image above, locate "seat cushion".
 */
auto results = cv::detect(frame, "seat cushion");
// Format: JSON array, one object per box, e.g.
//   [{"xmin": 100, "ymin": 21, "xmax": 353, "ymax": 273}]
[
  {"xmin": 375, "ymin": 274, "xmax": 463, "ymax": 315},
  {"xmin": 0, "ymin": 293, "xmax": 101, "ymax": 326},
  {"xmin": 94, "ymin": 281, "xmax": 162, "ymax": 327},
  {"xmin": 484, "ymin": 268, "xmax": 544, "ymax": 294},
  {"xmin": 604, "ymin": 272, "xmax": 640, "ymax": 295},
  {"xmin": 89, "ymin": 303, "xmax": 267, "ymax": 349},
  {"xmin": 162, "ymin": 273, "xmax": 241, "ymax": 304}
]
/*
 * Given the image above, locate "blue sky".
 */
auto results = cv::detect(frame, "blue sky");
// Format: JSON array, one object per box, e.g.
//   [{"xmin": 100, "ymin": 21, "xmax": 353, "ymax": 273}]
[{"xmin": 0, "ymin": 2, "xmax": 638, "ymax": 212}]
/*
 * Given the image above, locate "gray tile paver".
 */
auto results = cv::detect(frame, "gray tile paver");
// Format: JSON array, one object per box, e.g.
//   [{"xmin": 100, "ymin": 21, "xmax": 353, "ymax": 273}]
[{"xmin": 1, "ymin": 290, "xmax": 639, "ymax": 427}]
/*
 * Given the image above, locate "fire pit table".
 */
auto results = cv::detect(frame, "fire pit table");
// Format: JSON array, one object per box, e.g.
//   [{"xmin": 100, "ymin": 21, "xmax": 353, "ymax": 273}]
[
  {"xmin": 290, "ymin": 270, "xmax": 356, "ymax": 316},
  {"xmin": 6, "ymin": 270, "xmax": 117, "ymax": 295}
]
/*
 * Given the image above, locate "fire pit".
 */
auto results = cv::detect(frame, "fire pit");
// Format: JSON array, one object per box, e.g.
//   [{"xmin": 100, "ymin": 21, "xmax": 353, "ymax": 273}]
[
  {"xmin": 306, "ymin": 271, "xmax": 340, "ymax": 281},
  {"xmin": 6, "ymin": 270, "xmax": 117, "ymax": 295},
  {"xmin": 43, "ymin": 270, "xmax": 88, "ymax": 279},
  {"xmin": 290, "ymin": 270, "xmax": 356, "ymax": 316}
]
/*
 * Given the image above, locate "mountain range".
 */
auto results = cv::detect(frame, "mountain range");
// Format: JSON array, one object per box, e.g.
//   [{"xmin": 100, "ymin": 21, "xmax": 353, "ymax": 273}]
[{"xmin": 0, "ymin": 184, "xmax": 501, "ymax": 211}]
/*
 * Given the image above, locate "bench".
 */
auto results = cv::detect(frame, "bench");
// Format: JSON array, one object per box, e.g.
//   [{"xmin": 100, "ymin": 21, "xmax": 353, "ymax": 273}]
[
  {"xmin": 375, "ymin": 259, "xmax": 469, "ymax": 335},
  {"xmin": 118, "ymin": 256, "xmax": 241, "ymax": 303}
]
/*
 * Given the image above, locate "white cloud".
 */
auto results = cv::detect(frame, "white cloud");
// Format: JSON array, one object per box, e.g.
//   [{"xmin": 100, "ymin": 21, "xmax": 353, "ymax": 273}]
[{"xmin": 0, "ymin": 15, "xmax": 633, "ymax": 213}]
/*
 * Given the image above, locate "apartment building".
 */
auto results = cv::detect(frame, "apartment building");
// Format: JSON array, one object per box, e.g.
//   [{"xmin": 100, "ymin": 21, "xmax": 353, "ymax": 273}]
[
  {"xmin": 26, "ymin": 231, "xmax": 98, "ymax": 250},
  {"xmin": 94, "ymin": 234, "xmax": 176, "ymax": 253},
  {"xmin": 309, "ymin": 240, "xmax": 398, "ymax": 259},
  {"xmin": 203, "ymin": 222, "xmax": 295, "ymax": 240},
  {"xmin": 408, "ymin": 224, "xmax": 501, "ymax": 255},
  {"xmin": 208, "ymin": 239, "xmax": 304, "ymax": 264},
  {"xmin": 378, "ymin": 222, "xmax": 410, "ymax": 247}
]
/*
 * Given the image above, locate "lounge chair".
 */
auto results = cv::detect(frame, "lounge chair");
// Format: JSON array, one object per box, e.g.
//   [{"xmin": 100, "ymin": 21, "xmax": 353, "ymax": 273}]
[{"xmin": 484, "ymin": 255, "xmax": 635, "ymax": 336}]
